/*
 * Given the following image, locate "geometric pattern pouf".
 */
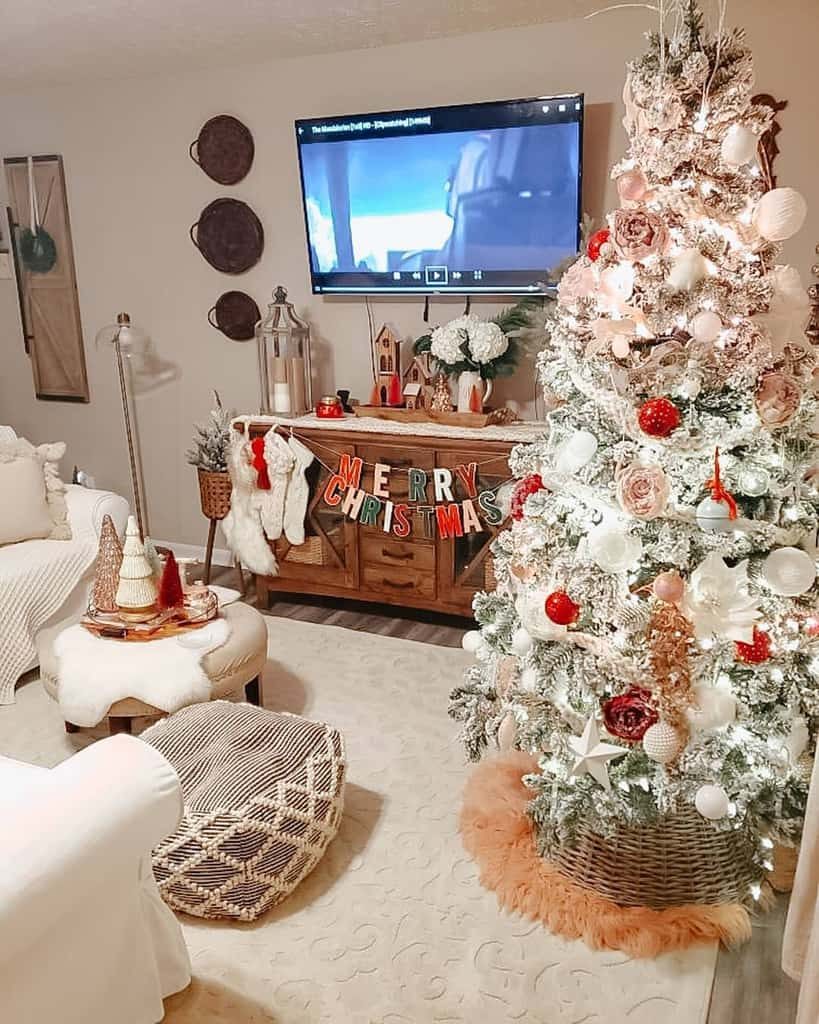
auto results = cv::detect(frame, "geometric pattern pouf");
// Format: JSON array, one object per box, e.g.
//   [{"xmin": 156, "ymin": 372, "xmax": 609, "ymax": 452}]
[{"xmin": 142, "ymin": 700, "xmax": 346, "ymax": 921}]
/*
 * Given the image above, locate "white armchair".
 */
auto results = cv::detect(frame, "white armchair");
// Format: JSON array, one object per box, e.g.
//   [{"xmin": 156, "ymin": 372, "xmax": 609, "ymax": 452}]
[
  {"xmin": 0, "ymin": 425, "xmax": 129, "ymax": 702},
  {"xmin": 0, "ymin": 735, "xmax": 191, "ymax": 1023}
]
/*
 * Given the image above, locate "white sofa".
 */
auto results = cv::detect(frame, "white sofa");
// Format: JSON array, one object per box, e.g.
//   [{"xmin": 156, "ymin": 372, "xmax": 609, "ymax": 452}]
[
  {"xmin": 0, "ymin": 734, "xmax": 191, "ymax": 1023},
  {"xmin": 0, "ymin": 432, "xmax": 129, "ymax": 703}
]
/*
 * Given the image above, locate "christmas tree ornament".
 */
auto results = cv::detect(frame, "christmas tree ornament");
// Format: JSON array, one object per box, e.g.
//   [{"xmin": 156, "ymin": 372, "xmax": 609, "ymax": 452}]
[
  {"xmin": 720, "ymin": 123, "xmax": 757, "ymax": 167},
  {"xmin": 735, "ymin": 626, "xmax": 772, "ymax": 664},
  {"xmin": 497, "ymin": 712, "xmax": 518, "ymax": 752},
  {"xmin": 616, "ymin": 462, "xmax": 670, "ymax": 519},
  {"xmin": 115, "ymin": 515, "xmax": 158, "ymax": 620},
  {"xmin": 737, "ymin": 466, "xmax": 770, "ymax": 497},
  {"xmin": 695, "ymin": 784, "xmax": 730, "ymax": 820},
  {"xmin": 510, "ymin": 627, "xmax": 534, "ymax": 656},
  {"xmin": 91, "ymin": 514, "xmax": 123, "ymax": 613},
  {"xmin": 755, "ymin": 372, "xmax": 801, "ymax": 429},
  {"xmin": 568, "ymin": 717, "xmax": 627, "ymax": 790},
  {"xmin": 602, "ymin": 686, "xmax": 658, "ymax": 742},
  {"xmin": 510, "ymin": 474, "xmax": 546, "ymax": 520},
  {"xmin": 598, "ymin": 262, "xmax": 635, "ymax": 313},
  {"xmin": 157, "ymin": 550, "xmax": 185, "ymax": 611},
  {"xmin": 691, "ymin": 310, "xmax": 722, "ymax": 344},
  {"xmin": 637, "ymin": 397, "xmax": 681, "ymax": 437},
  {"xmin": 516, "ymin": 590, "xmax": 568, "ymax": 641},
  {"xmin": 681, "ymin": 553, "xmax": 760, "ymax": 643},
  {"xmin": 687, "ymin": 682, "xmax": 737, "ymax": 731},
  {"xmin": 554, "ymin": 430, "xmax": 598, "ymax": 474},
  {"xmin": 667, "ymin": 248, "xmax": 708, "ymax": 292},
  {"xmin": 587, "ymin": 228, "xmax": 610, "ymax": 262},
  {"xmin": 642, "ymin": 720, "xmax": 683, "ymax": 764},
  {"xmin": 545, "ymin": 590, "xmax": 580, "ymax": 626},
  {"xmin": 653, "ymin": 570, "xmax": 684, "ymax": 604},
  {"xmin": 697, "ymin": 448, "xmax": 738, "ymax": 533},
  {"xmin": 616, "ymin": 167, "xmax": 649, "ymax": 204},
  {"xmin": 761, "ymin": 547, "xmax": 816, "ymax": 596},
  {"xmin": 586, "ymin": 522, "xmax": 642, "ymax": 573},
  {"xmin": 753, "ymin": 187, "xmax": 808, "ymax": 242},
  {"xmin": 755, "ymin": 265, "xmax": 811, "ymax": 355},
  {"xmin": 495, "ymin": 480, "xmax": 517, "ymax": 520},
  {"xmin": 430, "ymin": 373, "xmax": 453, "ymax": 413},
  {"xmin": 461, "ymin": 630, "xmax": 482, "ymax": 654}
]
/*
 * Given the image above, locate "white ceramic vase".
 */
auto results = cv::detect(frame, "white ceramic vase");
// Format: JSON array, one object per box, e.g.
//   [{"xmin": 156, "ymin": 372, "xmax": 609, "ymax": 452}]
[{"xmin": 456, "ymin": 371, "xmax": 492, "ymax": 413}]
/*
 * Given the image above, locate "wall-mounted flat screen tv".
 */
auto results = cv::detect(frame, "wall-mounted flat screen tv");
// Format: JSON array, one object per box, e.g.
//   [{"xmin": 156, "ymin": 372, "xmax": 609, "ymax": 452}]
[{"xmin": 295, "ymin": 94, "xmax": 583, "ymax": 295}]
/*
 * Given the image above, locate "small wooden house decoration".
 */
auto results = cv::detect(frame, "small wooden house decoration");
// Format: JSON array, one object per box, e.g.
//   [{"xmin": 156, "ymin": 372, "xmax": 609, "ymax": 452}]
[
  {"xmin": 373, "ymin": 324, "xmax": 401, "ymax": 405},
  {"xmin": 403, "ymin": 381, "xmax": 422, "ymax": 410},
  {"xmin": 401, "ymin": 353, "xmax": 434, "ymax": 409}
]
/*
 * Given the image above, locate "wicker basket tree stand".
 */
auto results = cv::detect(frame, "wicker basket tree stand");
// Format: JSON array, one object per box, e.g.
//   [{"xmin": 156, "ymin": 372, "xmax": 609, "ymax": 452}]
[{"xmin": 197, "ymin": 468, "xmax": 242, "ymax": 588}]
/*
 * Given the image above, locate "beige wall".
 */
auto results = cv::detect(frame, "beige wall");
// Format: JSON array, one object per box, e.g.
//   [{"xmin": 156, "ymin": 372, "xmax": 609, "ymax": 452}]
[{"xmin": 1, "ymin": 3, "xmax": 817, "ymax": 547}]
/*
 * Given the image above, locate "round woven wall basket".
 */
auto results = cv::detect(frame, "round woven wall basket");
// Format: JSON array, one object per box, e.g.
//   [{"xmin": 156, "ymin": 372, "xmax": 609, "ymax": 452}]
[
  {"xmin": 548, "ymin": 808, "xmax": 760, "ymax": 909},
  {"xmin": 197, "ymin": 468, "xmax": 232, "ymax": 521}
]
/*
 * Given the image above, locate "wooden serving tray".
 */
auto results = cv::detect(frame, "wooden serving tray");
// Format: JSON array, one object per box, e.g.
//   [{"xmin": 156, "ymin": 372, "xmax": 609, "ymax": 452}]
[{"xmin": 353, "ymin": 406, "xmax": 490, "ymax": 428}]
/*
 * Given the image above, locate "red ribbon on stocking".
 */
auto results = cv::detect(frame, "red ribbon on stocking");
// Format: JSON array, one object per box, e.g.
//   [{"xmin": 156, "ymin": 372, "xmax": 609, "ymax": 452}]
[{"xmin": 251, "ymin": 436, "xmax": 271, "ymax": 490}]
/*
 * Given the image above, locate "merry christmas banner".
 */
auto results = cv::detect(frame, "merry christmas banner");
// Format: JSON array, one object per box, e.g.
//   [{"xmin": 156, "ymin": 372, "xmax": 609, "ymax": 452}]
[{"xmin": 322, "ymin": 454, "xmax": 504, "ymax": 538}]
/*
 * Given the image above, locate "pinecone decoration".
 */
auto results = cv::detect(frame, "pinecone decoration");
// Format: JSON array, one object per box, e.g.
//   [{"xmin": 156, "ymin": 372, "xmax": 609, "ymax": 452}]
[
  {"xmin": 91, "ymin": 515, "xmax": 123, "ymax": 613},
  {"xmin": 430, "ymin": 373, "xmax": 453, "ymax": 413}
]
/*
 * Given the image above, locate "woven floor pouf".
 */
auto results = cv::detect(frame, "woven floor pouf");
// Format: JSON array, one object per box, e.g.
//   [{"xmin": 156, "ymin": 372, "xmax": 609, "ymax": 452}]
[{"xmin": 143, "ymin": 700, "xmax": 346, "ymax": 921}]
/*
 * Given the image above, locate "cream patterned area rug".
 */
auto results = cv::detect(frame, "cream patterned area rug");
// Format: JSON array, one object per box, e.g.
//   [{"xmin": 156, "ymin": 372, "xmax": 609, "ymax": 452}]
[{"xmin": 0, "ymin": 618, "xmax": 717, "ymax": 1023}]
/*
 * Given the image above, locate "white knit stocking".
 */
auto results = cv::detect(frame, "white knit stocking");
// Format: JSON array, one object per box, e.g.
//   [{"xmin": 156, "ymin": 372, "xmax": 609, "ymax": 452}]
[
  {"xmin": 284, "ymin": 435, "xmax": 315, "ymax": 545},
  {"xmin": 222, "ymin": 432, "xmax": 277, "ymax": 576},
  {"xmin": 259, "ymin": 432, "xmax": 294, "ymax": 541}
]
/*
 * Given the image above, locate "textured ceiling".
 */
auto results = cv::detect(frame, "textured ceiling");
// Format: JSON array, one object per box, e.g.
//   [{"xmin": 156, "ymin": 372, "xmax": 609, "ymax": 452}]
[{"xmin": 1, "ymin": 0, "xmax": 601, "ymax": 88}]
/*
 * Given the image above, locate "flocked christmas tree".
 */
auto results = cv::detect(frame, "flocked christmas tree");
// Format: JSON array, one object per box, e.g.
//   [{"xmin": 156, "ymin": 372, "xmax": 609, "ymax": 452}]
[{"xmin": 452, "ymin": 3, "xmax": 815, "ymax": 906}]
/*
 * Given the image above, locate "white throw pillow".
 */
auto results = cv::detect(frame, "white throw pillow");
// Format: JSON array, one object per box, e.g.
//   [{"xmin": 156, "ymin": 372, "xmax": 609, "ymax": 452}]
[
  {"xmin": 0, "ymin": 437, "xmax": 71, "ymax": 542},
  {"xmin": 0, "ymin": 458, "xmax": 54, "ymax": 544}
]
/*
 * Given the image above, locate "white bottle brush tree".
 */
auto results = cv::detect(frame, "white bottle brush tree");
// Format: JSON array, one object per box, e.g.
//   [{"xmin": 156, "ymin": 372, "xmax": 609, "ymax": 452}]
[{"xmin": 452, "ymin": 1, "xmax": 816, "ymax": 900}]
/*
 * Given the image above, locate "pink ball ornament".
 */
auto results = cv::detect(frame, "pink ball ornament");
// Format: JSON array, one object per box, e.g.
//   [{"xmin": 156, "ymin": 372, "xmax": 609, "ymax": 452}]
[
  {"xmin": 616, "ymin": 167, "xmax": 649, "ymax": 204},
  {"xmin": 653, "ymin": 570, "xmax": 684, "ymax": 604}
]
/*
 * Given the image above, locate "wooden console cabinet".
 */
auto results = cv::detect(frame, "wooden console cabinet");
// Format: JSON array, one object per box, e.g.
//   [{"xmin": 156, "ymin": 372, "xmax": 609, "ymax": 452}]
[{"xmin": 242, "ymin": 419, "xmax": 531, "ymax": 618}]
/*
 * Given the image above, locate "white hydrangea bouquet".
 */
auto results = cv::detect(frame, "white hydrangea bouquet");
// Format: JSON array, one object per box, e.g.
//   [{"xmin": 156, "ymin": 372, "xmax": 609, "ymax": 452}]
[{"xmin": 414, "ymin": 298, "xmax": 544, "ymax": 382}]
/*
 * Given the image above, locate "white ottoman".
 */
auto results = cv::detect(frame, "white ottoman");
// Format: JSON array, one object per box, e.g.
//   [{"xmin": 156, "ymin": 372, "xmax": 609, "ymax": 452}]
[{"xmin": 38, "ymin": 601, "xmax": 268, "ymax": 734}]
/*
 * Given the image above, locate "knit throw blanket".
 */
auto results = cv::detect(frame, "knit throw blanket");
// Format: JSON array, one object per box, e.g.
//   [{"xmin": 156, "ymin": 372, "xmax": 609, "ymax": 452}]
[
  {"xmin": 54, "ymin": 618, "xmax": 230, "ymax": 727},
  {"xmin": 0, "ymin": 536, "xmax": 98, "ymax": 705}
]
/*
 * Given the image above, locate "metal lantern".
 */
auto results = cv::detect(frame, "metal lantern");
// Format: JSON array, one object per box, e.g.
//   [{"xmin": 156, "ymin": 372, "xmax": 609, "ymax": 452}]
[{"xmin": 255, "ymin": 285, "xmax": 313, "ymax": 416}]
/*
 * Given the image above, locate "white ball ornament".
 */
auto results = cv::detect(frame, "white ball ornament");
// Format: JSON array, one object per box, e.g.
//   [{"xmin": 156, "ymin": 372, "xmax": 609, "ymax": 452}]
[
  {"xmin": 695, "ymin": 784, "xmax": 730, "ymax": 820},
  {"xmin": 737, "ymin": 466, "xmax": 770, "ymax": 497},
  {"xmin": 668, "ymin": 248, "xmax": 708, "ymax": 292},
  {"xmin": 696, "ymin": 496, "xmax": 734, "ymax": 533},
  {"xmin": 587, "ymin": 522, "xmax": 643, "ymax": 573},
  {"xmin": 555, "ymin": 430, "xmax": 598, "ymax": 474},
  {"xmin": 642, "ymin": 721, "xmax": 683, "ymax": 764},
  {"xmin": 721, "ymin": 123, "xmax": 757, "ymax": 167},
  {"xmin": 461, "ymin": 630, "xmax": 482, "ymax": 654},
  {"xmin": 754, "ymin": 187, "xmax": 808, "ymax": 242},
  {"xmin": 687, "ymin": 682, "xmax": 737, "ymax": 731},
  {"xmin": 510, "ymin": 627, "xmax": 534, "ymax": 656},
  {"xmin": 762, "ymin": 547, "xmax": 817, "ymax": 596},
  {"xmin": 691, "ymin": 310, "xmax": 722, "ymax": 344}
]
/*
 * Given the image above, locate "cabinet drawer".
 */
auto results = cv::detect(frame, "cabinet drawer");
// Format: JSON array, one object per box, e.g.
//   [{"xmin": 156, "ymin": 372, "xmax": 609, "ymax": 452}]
[
  {"xmin": 361, "ymin": 535, "xmax": 434, "ymax": 570},
  {"xmin": 361, "ymin": 563, "xmax": 436, "ymax": 600},
  {"xmin": 357, "ymin": 444, "xmax": 434, "ymax": 501}
]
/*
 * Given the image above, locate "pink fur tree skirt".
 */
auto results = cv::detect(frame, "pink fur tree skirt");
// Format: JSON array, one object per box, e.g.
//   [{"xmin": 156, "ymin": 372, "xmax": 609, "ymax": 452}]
[{"xmin": 459, "ymin": 751, "xmax": 754, "ymax": 958}]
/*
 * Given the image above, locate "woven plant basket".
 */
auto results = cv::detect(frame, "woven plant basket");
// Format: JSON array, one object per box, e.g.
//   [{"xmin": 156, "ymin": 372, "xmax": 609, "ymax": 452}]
[
  {"xmin": 547, "ymin": 808, "xmax": 761, "ymax": 909},
  {"xmin": 198, "ymin": 468, "xmax": 232, "ymax": 520}
]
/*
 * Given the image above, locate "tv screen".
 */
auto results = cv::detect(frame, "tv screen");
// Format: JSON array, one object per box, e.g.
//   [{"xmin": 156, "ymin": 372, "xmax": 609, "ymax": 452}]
[{"xmin": 295, "ymin": 94, "xmax": 583, "ymax": 295}]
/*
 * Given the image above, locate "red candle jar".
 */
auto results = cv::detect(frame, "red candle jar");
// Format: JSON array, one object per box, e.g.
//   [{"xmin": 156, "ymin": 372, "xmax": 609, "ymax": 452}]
[{"xmin": 316, "ymin": 395, "xmax": 344, "ymax": 419}]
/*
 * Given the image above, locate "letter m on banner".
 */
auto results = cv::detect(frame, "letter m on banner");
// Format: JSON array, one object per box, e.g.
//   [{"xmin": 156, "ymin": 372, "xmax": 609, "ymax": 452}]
[{"xmin": 338, "ymin": 453, "xmax": 363, "ymax": 488}]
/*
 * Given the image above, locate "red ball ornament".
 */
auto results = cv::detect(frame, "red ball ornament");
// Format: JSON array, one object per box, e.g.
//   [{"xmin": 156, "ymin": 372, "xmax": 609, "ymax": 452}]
[
  {"xmin": 735, "ymin": 627, "xmax": 772, "ymax": 664},
  {"xmin": 587, "ymin": 228, "xmax": 610, "ymax": 262},
  {"xmin": 638, "ymin": 397, "xmax": 682, "ymax": 437},
  {"xmin": 545, "ymin": 590, "xmax": 580, "ymax": 626},
  {"xmin": 511, "ymin": 473, "xmax": 546, "ymax": 521}
]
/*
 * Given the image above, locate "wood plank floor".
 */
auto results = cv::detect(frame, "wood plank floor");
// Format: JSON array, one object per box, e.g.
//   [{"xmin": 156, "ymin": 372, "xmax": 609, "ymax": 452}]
[{"xmin": 211, "ymin": 565, "xmax": 801, "ymax": 1024}]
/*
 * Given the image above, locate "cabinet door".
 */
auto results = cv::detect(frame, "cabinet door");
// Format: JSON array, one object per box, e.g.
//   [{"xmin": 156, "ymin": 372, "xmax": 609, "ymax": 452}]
[
  {"xmin": 435, "ymin": 448, "xmax": 512, "ymax": 613},
  {"xmin": 270, "ymin": 434, "xmax": 359, "ymax": 590}
]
